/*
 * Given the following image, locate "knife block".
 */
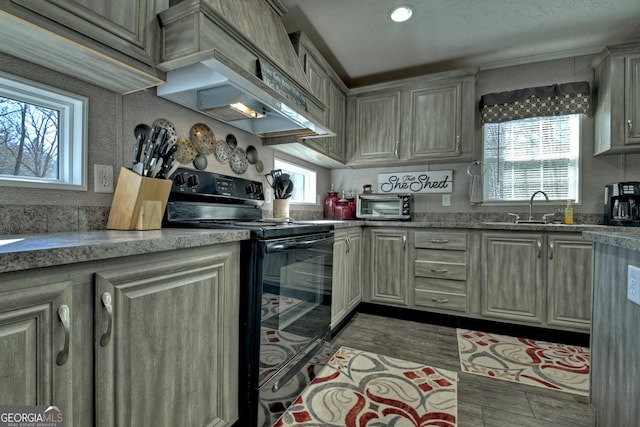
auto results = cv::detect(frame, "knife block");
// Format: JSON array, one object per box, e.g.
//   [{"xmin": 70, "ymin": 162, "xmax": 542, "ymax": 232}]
[{"xmin": 107, "ymin": 167, "xmax": 173, "ymax": 230}]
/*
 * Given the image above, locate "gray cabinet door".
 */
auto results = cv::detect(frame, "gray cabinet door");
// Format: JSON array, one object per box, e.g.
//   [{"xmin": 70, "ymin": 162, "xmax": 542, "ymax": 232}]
[
  {"xmin": 0, "ymin": 281, "xmax": 73, "ymax": 422},
  {"xmin": 12, "ymin": 0, "xmax": 163, "ymax": 65},
  {"xmin": 482, "ymin": 233, "xmax": 543, "ymax": 324},
  {"xmin": 546, "ymin": 234, "xmax": 593, "ymax": 330},
  {"xmin": 345, "ymin": 229, "xmax": 363, "ymax": 311},
  {"xmin": 326, "ymin": 81, "xmax": 347, "ymax": 161},
  {"xmin": 626, "ymin": 53, "xmax": 640, "ymax": 144},
  {"xmin": 369, "ymin": 229, "xmax": 408, "ymax": 305},
  {"xmin": 407, "ymin": 82, "xmax": 461, "ymax": 159},
  {"xmin": 331, "ymin": 231, "xmax": 348, "ymax": 328},
  {"xmin": 95, "ymin": 246, "xmax": 239, "ymax": 427},
  {"xmin": 353, "ymin": 91, "xmax": 402, "ymax": 163}
]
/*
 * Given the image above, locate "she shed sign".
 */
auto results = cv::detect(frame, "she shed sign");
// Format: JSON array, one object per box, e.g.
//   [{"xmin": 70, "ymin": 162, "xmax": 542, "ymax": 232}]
[{"xmin": 378, "ymin": 170, "xmax": 453, "ymax": 194}]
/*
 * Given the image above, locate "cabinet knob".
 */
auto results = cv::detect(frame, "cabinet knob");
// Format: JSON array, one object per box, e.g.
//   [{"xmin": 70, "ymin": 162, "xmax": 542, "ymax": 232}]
[
  {"xmin": 394, "ymin": 141, "xmax": 399, "ymax": 157},
  {"xmin": 56, "ymin": 305, "xmax": 70, "ymax": 366},
  {"xmin": 549, "ymin": 241, "xmax": 554, "ymax": 260}
]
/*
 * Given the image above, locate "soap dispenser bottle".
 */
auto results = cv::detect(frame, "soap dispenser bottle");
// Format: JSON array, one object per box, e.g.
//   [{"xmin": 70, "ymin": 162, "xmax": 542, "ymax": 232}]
[{"xmin": 564, "ymin": 200, "xmax": 574, "ymax": 224}]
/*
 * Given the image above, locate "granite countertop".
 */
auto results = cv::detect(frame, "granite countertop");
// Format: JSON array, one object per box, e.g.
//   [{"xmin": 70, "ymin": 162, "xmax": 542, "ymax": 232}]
[
  {"xmin": 328, "ymin": 219, "xmax": 614, "ymax": 232},
  {"xmin": 583, "ymin": 229, "xmax": 640, "ymax": 251},
  {"xmin": 0, "ymin": 229, "xmax": 249, "ymax": 274}
]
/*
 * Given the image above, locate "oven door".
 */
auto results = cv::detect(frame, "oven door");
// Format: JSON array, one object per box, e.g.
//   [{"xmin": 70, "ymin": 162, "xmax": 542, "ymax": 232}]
[{"xmin": 258, "ymin": 231, "xmax": 333, "ymax": 388}]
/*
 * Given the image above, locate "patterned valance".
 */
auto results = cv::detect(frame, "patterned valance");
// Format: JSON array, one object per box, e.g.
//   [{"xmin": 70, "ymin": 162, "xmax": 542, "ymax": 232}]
[{"xmin": 480, "ymin": 81, "xmax": 591, "ymax": 124}]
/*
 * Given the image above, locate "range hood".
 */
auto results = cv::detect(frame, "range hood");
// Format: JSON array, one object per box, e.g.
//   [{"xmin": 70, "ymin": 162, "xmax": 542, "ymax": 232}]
[{"xmin": 156, "ymin": 0, "xmax": 332, "ymax": 139}]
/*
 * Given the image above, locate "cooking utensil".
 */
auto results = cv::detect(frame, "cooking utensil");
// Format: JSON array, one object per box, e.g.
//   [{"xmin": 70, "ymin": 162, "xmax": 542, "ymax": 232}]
[
  {"xmin": 246, "ymin": 145, "xmax": 258, "ymax": 164},
  {"xmin": 230, "ymin": 147, "xmax": 248, "ymax": 174},
  {"xmin": 265, "ymin": 169, "xmax": 282, "ymax": 188},
  {"xmin": 193, "ymin": 154, "xmax": 208, "ymax": 170},
  {"xmin": 226, "ymin": 133, "xmax": 237, "ymax": 149}
]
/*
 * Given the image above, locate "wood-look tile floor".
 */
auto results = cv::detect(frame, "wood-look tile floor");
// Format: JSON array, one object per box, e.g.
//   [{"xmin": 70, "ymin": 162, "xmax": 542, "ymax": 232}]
[{"xmin": 329, "ymin": 313, "xmax": 595, "ymax": 427}]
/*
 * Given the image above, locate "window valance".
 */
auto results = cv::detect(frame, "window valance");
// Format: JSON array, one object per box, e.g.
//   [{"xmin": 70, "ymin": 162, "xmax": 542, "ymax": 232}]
[{"xmin": 480, "ymin": 81, "xmax": 591, "ymax": 124}]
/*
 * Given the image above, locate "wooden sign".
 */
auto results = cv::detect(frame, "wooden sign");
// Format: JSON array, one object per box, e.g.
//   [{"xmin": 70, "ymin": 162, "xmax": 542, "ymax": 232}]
[
  {"xmin": 257, "ymin": 60, "xmax": 308, "ymax": 111},
  {"xmin": 378, "ymin": 170, "xmax": 453, "ymax": 194}
]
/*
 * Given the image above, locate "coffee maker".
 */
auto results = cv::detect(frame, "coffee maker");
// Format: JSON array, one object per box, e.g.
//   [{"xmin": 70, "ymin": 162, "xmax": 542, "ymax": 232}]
[{"xmin": 604, "ymin": 182, "xmax": 640, "ymax": 226}]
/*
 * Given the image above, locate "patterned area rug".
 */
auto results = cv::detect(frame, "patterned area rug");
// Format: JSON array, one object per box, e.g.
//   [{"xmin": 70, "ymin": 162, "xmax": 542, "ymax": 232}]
[
  {"xmin": 273, "ymin": 346, "xmax": 458, "ymax": 427},
  {"xmin": 457, "ymin": 329, "xmax": 590, "ymax": 396}
]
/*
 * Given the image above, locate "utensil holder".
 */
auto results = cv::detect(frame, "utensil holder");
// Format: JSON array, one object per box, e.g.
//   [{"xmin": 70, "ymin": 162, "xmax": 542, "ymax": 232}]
[
  {"xmin": 273, "ymin": 199, "xmax": 290, "ymax": 219},
  {"xmin": 107, "ymin": 167, "xmax": 173, "ymax": 230}
]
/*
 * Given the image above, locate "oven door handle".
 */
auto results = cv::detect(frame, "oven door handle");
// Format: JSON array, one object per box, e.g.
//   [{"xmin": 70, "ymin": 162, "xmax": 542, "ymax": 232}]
[
  {"xmin": 266, "ymin": 235, "xmax": 334, "ymax": 253},
  {"xmin": 271, "ymin": 339, "xmax": 325, "ymax": 393}
]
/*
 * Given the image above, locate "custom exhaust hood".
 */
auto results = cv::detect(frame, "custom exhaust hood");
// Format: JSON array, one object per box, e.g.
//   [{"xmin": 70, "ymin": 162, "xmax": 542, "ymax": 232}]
[{"xmin": 156, "ymin": 0, "xmax": 332, "ymax": 140}]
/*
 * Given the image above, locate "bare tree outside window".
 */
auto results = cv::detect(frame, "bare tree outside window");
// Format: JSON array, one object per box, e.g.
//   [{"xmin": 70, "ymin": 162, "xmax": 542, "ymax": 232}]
[{"xmin": 0, "ymin": 96, "xmax": 59, "ymax": 179}]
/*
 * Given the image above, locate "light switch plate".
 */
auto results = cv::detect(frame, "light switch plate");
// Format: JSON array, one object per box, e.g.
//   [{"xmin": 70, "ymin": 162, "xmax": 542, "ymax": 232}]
[
  {"xmin": 94, "ymin": 164, "xmax": 114, "ymax": 193},
  {"xmin": 627, "ymin": 265, "xmax": 640, "ymax": 306}
]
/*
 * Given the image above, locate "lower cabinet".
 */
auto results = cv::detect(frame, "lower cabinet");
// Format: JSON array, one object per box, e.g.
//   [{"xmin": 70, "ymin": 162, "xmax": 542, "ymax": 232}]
[
  {"xmin": 0, "ymin": 281, "xmax": 74, "ymax": 421},
  {"xmin": 481, "ymin": 232, "xmax": 592, "ymax": 331},
  {"xmin": 94, "ymin": 245, "xmax": 240, "ymax": 427},
  {"xmin": 331, "ymin": 227, "xmax": 362, "ymax": 328},
  {"xmin": 365, "ymin": 228, "xmax": 409, "ymax": 306}
]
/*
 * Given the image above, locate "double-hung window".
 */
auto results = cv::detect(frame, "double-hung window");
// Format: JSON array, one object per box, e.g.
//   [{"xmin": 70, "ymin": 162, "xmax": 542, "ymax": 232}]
[
  {"xmin": 0, "ymin": 71, "xmax": 87, "ymax": 190},
  {"xmin": 273, "ymin": 158, "xmax": 317, "ymax": 204},
  {"xmin": 480, "ymin": 82, "xmax": 589, "ymax": 203}
]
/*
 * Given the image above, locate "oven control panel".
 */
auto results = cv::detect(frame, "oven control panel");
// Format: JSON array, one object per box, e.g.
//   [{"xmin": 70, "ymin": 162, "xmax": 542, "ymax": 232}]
[{"xmin": 169, "ymin": 167, "xmax": 264, "ymax": 201}]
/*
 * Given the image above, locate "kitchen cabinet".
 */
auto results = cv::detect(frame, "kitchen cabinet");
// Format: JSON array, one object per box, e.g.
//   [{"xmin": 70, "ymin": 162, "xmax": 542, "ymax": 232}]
[
  {"xmin": 0, "ymin": 281, "xmax": 74, "ymax": 420},
  {"xmin": 364, "ymin": 228, "xmax": 409, "ymax": 306},
  {"xmin": 94, "ymin": 244, "xmax": 240, "ymax": 427},
  {"xmin": 347, "ymin": 70, "xmax": 476, "ymax": 166},
  {"xmin": 546, "ymin": 234, "xmax": 593, "ymax": 330},
  {"xmin": 331, "ymin": 227, "xmax": 362, "ymax": 329},
  {"xmin": 412, "ymin": 230, "xmax": 469, "ymax": 314},
  {"xmin": 481, "ymin": 232, "xmax": 592, "ymax": 331},
  {"xmin": 592, "ymin": 41, "xmax": 640, "ymax": 154},
  {"xmin": 289, "ymin": 31, "xmax": 348, "ymax": 163},
  {"xmin": 482, "ymin": 233, "xmax": 544, "ymax": 324},
  {"xmin": 0, "ymin": 0, "xmax": 166, "ymax": 93}
]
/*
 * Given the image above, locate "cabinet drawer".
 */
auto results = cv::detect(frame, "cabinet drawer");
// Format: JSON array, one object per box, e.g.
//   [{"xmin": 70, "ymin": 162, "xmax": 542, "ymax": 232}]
[
  {"xmin": 415, "ymin": 231, "xmax": 467, "ymax": 250},
  {"xmin": 416, "ymin": 248, "xmax": 465, "ymax": 263},
  {"xmin": 414, "ymin": 290, "xmax": 467, "ymax": 312},
  {"xmin": 415, "ymin": 260, "xmax": 466, "ymax": 280},
  {"xmin": 414, "ymin": 277, "xmax": 466, "ymax": 294}
]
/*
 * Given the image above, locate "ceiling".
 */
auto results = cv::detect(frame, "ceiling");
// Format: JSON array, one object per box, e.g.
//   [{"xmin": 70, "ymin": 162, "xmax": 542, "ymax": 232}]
[{"xmin": 279, "ymin": 0, "xmax": 640, "ymax": 87}]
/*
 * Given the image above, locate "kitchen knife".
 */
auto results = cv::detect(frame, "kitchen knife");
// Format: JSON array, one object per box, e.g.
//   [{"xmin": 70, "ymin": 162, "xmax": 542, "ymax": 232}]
[{"xmin": 132, "ymin": 133, "xmax": 144, "ymax": 165}]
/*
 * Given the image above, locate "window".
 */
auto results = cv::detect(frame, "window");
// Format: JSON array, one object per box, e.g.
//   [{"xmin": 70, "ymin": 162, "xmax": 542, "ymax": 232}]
[
  {"xmin": 0, "ymin": 71, "xmax": 87, "ymax": 190},
  {"xmin": 273, "ymin": 158, "xmax": 317, "ymax": 204},
  {"xmin": 482, "ymin": 114, "xmax": 580, "ymax": 203}
]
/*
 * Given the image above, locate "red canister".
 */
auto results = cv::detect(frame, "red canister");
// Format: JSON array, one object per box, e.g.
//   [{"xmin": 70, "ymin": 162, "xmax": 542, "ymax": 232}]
[{"xmin": 323, "ymin": 191, "xmax": 339, "ymax": 219}]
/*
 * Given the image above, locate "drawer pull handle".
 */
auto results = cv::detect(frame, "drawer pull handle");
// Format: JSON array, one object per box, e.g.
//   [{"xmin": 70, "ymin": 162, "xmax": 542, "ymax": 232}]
[
  {"xmin": 56, "ymin": 305, "xmax": 70, "ymax": 366},
  {"xmin": 430, "ymin": 239, "xmax": 449, "ymax": 244},
  {"xmin": 432, "ymin": 298, "xmax": 449, "ymax": 303},
  {"xmin": 628, "ymin": 119, "xmax": 633, "ymax": 136},
  {"xmin": 100, "ymin": 292, "xmax": 113, "ymax": 347},
  {"xmin": 430, "ymin": 268, "xmax": 449, "ymax": 274}
]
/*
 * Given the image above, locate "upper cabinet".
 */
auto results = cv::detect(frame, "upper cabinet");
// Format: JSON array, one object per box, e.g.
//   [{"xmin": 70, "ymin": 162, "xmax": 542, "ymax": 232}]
[
  {"xmin": 592, "ymin": 41, "xmax": 640, "ymax": 155},
  {"xmin": 347, "ymin": 70, "xmax": 476, "ymax": 166},
  {"xmin": 0, "ymin": 0, "xmax": 167, "ymax": 93},
  {"xmin": 287, "ymin": 31, "xmax": 348, "ymax": 164}
]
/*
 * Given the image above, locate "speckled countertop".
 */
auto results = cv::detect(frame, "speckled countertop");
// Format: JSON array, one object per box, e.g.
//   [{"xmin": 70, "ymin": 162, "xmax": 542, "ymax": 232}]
[
  {"xmin": 0, "ymin": 229, "xmax": 249, "ymax": 274},
  {"xmin": 582, "ymin": 229, "xmax": 640, "ymax": 251}
]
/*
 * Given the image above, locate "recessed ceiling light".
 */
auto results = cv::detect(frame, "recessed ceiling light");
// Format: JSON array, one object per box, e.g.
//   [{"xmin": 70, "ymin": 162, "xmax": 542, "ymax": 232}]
[{"xmin": 389, "ymin": 5, "xmax": 414, "ymax": 23}]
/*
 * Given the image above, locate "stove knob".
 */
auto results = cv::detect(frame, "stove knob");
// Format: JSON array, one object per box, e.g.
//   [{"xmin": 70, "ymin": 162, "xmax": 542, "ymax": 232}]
[
  {"xmin": 187, "ymin": 174, "xmax": 200, "ymax": 188},
  {"xmin": 173, "ymin": 172, "xmax": 186, "ymax": 186}
]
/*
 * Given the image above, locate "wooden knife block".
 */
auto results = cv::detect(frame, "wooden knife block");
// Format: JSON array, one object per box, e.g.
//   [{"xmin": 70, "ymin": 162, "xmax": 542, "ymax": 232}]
[{"xmin": 107, "ymin": 167, "xmax": 173, "ymax": 230}]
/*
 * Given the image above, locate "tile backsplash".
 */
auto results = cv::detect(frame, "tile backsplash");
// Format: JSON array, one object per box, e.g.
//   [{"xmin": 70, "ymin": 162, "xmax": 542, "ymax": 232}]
[{"xmin": 0, "ymin": 205, "xmax": 110, "ymax": 235}]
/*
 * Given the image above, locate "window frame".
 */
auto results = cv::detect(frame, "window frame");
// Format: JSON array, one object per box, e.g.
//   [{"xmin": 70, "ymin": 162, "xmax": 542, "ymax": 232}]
[
  {"xmin": 481, "ymin": 114, "xmax": 582, "ymax": 205},
  {"xmin": 0, "ymin": 71, "xmax": 88, "ymax": 191},
  {"xmin": 273, "ymin": 157, "xmax": 317, "ymax": 205}
]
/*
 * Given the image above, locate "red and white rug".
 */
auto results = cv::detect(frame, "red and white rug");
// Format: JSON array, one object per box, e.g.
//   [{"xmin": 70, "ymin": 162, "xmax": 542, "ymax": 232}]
[
  {"xmin": 457, "ymin": 329, "xmax": 590, "ymax": 396},
  {"xmin": 273, "ymin": 346, "xmax": 458, "ymax": 427}
]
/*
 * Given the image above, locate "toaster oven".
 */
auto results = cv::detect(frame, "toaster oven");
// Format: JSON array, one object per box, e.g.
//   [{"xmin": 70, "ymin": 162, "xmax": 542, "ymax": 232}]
[{"xmin": 356, "ymin": 194, "xmax": 412, "ymax": 220}]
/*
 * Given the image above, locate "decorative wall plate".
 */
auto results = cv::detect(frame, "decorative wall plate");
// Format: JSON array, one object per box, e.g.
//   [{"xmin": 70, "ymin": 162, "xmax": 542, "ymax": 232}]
[
  {"xmin": 190, "ymin": 123, "xmax": 216, "ymax": 155},
  {"xmin": 175, "ymin": 137, "xmax": 197, "ymax": 163},
  {"xmin": 152, "ymin": 118, "xmax": 178, "ymax": 145},
  {"xmin": 230, "ymin": 147, "xmax": 248, "ymax": 174},
  {"xmin": 215, "ymin": 139, "xmax": 231, "ymax": 163}
]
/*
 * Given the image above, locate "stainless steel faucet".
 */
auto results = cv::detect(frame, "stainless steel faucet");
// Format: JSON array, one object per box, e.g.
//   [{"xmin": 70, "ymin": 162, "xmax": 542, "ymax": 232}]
[{"xmin": 529, "ymin": 191, "xmax": 549, "ymax": 221}]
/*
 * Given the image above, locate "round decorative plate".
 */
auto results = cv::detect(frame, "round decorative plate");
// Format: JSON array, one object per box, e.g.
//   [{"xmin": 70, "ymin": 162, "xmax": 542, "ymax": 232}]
[
  {"xmin": 175, "ymin": 137, "xmax": 197, "ymax": 163},
  {"xmin": 214, "ymin": 139, "xmax": 231, "ymax": 164},
  {"xmin": 189, "ymin": 123, "xmax": 216, "ymax": 155},
  {"xmin": 255, "ymin": 159, "xmax": 264, "ymax": 173},
  {"xmin": 230, "ymin": 147, "xmax": 248, "ymax": 174},
  {"xmin": 152, "ymin": 118, "xmax": 178, "ymax": 145}
]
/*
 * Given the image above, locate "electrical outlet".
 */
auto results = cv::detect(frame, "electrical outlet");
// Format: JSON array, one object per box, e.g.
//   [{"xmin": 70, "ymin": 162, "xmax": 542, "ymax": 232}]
[
  {"xmin": 442, "ymin": 194, "xmax": 451, "ymax": 206},
  {"xmin": 94, "ymin": 164, "xmax": 114, "ymax": 193},
  {"xmin": 627, "ymin": 265, "xmax": 640, "ymax": 306}
]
